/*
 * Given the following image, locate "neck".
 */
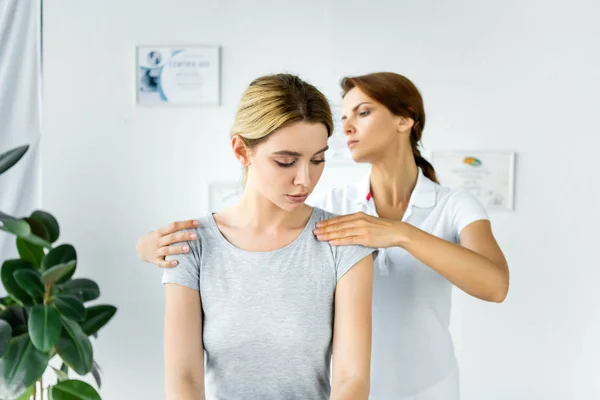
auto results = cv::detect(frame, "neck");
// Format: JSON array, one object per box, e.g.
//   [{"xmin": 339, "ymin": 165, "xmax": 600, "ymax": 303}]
[
  {"xmin": 369, "ymin": 146, "xmax": 419, "ymax": 207},
  {"xmin": 229, "ymin": 186, "xmax": 311, "ymax": 232}
]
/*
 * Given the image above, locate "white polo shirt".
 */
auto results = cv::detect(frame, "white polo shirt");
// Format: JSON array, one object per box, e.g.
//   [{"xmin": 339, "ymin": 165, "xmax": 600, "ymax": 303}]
[{"xmin": 307, "ymin": 168, "xmax": 489, "ymax": 400}]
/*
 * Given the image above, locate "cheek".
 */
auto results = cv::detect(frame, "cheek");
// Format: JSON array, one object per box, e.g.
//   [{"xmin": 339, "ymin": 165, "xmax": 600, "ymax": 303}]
[
  {"xmin": 360, "ymin": 117, "xmax": 394, "ymax": 146},
  {"xmin": 253, "ymin": 160, "xmax": 291, "ymax": 185}
]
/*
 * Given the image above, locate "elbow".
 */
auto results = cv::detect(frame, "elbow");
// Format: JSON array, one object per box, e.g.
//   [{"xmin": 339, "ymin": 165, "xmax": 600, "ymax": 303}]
[
  {"xmin": 490, "ymin": 287, "xmax": 508, "ymax": 303},
  {"xmin": 490, "ymin": 265, "xmax": 510, "ymax": 303}
]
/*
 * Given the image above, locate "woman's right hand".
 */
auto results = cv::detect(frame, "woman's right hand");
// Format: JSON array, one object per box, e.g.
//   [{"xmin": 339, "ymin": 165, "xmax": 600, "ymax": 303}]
[{"xmin": 135, "ymin": 220, "xmax": 199, "ymax": 268}]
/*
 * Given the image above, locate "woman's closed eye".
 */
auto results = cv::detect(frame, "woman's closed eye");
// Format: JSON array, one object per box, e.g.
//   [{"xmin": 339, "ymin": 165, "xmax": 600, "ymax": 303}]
[{"xmin": 275, "ymin": 159, "xmax": 326, "ymax": 168}]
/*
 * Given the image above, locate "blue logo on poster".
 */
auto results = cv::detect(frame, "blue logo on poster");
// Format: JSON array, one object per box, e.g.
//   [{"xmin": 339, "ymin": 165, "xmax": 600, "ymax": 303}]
[{"xmin": 146, "ymin": 51, "xmax": 162, "ymax": 66}]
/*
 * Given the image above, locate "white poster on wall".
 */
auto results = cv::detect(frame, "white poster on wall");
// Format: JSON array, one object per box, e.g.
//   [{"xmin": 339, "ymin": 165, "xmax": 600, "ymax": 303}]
[
  {"xmin": 136, "ymin": 45, "xmax": 220, "ymax": 106},
  {"xmin": 431, "ymin": 151, "xmax": 516, "ymax": 211}
]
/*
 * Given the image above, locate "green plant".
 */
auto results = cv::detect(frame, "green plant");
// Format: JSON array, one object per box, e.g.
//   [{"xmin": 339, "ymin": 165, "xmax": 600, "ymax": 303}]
[{"xmin": 0, "ymin": 145, "xmax": 117, "ymax": 400}]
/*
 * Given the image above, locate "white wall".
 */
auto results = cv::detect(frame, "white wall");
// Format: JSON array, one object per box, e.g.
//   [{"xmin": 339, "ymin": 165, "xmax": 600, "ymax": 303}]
[{"xmin": 42, "ymin": 0, "xmax": 600, "ymax": 399}]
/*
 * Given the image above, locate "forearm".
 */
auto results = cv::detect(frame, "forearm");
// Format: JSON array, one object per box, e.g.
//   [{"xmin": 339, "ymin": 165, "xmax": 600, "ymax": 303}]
[
  {"xmin": 398, "ymin": 225, "xmax": 509, "ymax": 302},
  {"xmin": 331, "ymin": 376, "xmax": 369, "ymax": 400},
  {"xmin": 165, "ymin": 375, "xmax": 205, "ymax": 400}
]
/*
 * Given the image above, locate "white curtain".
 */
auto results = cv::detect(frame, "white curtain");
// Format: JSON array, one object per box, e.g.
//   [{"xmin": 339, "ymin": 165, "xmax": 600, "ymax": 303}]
[{"xmin": 0, "ymin": 0, "xmax": 42, "ymax": 265}]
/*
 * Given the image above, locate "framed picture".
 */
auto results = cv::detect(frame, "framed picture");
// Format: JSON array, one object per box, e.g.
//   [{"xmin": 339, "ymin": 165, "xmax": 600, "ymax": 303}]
[
  {"xmin": 430, "ymin": 150, "xmax": 516, "ymax": 211},
  {"xmin": 208, "ymin": 181, "xmax": 242, "ymax": 213},
  {"xmin": 136, "ymin": 45, "xmax": 220, "ymax": 106}
]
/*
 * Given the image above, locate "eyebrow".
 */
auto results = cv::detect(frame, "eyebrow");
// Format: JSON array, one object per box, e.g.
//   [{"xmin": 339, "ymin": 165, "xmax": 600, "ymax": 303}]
[
  {"xmin": 341, "ymin": 102, "xmax": 372, "ymax": 120},
  {"xmin": 272, "ymin": 145, "xmax": 329, "ymax": 157}
]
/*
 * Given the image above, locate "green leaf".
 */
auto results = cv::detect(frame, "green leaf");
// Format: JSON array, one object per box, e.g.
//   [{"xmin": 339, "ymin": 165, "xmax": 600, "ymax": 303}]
[
  {"xmin": 0, "ymin": 218, "xmax": 31, "ymax": 237},
  {"xmin": 24, "ymin": 216, "xmax": 51, "ymax": 241},
  {"xmin": 0, "ymin": 334, "xmax": 48, "ymax": 399},
  {"xmin": 41, "ymin": 245, "xmax": 77, "ymax": 284},
  {"xmin": 52, "ymin": 366, "xmax": 69, "ymax": 382},
  {"xmin": 0, "ymin": 319, "xmax": 11, "ymax": 357},
  {"xmin": 55, "ymin": 294, "xmax": 86, "ymax": 322},
  {"xmin": 1, "ymin": 260, "xmax": 37, "ymax": 306},
  {"xmin": 80, "ymin": 305, "xmax": 117, "ymax": 337},
  {"xmin": 55, "ymin": 318, "xmax": 93, "ymax": 375},
  {"xmin": 16, "ymin": 384, "xmax": 35, "ymax": 400},
  {"xmin": 0, "ymin": 145, "xmax": 29, "ymax": 175},
  {"xmin": 49, "ymin": 379, "xmax": 101, "ymax": 400},
  {"xmin": 13, "ymin": 269, "xmax": 45, "ymax": 302},
  {"xmin": 18, "ymin": 217, "xmax": 53, "ymax": 250},
  {"xmin": 58, "ymin": 279, "xmax": 100, "ymax": 302},
  {"xmin": 91, "ymin": 361, "xmax": 102, "ymax": 389},
  {"xmin": 0, "ymin": 305, "xmax": 27, "ymax": 336},
  {"xmin": 41, "ymin": 261, "xmax": 77, "ymax": 286},
  {"xmin": 0, "ymin": 214, "xmax": 52, "ymax": 248},
  {"xmin": 28, "ymin": 305, "xmax": 62, "ymax": 352},
  {"xmin": 0, "ymin": 295, "xmax": 15, "ymax": 308},
  {"xmin": 19, "ymin": 233, "xmax": 53, "ymax": 249},
  {"xmin": 16, "ymin": 237, "xmax": 45, "ymax": 269},
  {"xmin": 30, "ymin": 210, "xmax": 60, "ymax": 244},
  {"xmin": 41, "ymin": 244, "xmax": 76, "ymax": 272}
]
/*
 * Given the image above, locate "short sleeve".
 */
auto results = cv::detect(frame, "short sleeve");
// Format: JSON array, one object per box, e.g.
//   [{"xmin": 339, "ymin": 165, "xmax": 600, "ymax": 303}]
[
  {"xmin": 331, "ymin": 244, "xmax": 377, "ymax": 282},
  {"xmin": 448, "ymin": 188, "xmax": 490, "ymax": 237},
  {"xmin": 161, "ymin": 228, "xmax": 202, "ymax": 292}
]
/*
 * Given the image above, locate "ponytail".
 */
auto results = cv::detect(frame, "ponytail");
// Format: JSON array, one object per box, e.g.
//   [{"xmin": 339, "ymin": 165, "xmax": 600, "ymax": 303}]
[
  {"xmin": 414, "ymin": 153, "xmax": 438, "ymax": 183},
  {"xmin": 410, "ymin": 122, "xmax": 438, "ymax": 183}
]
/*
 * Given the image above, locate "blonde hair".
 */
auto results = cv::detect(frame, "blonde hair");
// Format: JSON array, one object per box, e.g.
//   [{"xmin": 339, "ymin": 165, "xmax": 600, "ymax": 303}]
[{"xmin": 230, "ymin": 74, "xmax": 334, "ymax": 185}]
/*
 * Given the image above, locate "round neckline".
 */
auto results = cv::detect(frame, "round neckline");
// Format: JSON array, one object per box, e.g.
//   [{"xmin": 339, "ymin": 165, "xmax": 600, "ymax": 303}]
[{"xmin": 205, "ymin": 207, "xmax": 318, "ymax": 255}]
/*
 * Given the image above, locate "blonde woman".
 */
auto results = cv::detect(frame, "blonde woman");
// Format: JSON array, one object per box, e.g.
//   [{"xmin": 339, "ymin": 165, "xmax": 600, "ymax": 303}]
[{"xmin": 160, "ymin": 74, "xmax": 376, "ymax": 400}]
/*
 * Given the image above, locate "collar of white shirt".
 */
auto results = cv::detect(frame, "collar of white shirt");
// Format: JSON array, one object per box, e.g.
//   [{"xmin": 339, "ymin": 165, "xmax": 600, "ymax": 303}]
[
  {"xmin": 352, "ymin": 167, "xmax": 438, "ymax": 211},
  {"xmin": 350, "ymin": 167, "xmax": 438, "ymax": 275}
]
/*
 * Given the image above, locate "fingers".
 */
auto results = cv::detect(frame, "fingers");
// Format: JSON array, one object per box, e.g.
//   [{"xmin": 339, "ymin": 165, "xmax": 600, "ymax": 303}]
[
  {"xmin": 157, "ymin": 220, "xmax": 199, "ymax": 236},
  {"xmin": 156, "ymin": 257, "xmax": 178, "ymax": 268},
  {"xmin": 313, "ymin": 220, "xmax": 360, "ymax": 235},
  {"xmin": 328, "ymin": 237, "xmax": 361, "ymax": 246},
  {"xmin": 315, "ymin": 212, "xmax": 366, "ymax": 228},
  {"xmin": 155, "ymin": 243, "xmax": 190, "ymax": 268},
  {"xmin": 315, "ymin": 228, "xmax": 364, "ymax": 242},
  {"xmin": 159, "ymin": 230, "xmax": 198, "ymax": 247}
]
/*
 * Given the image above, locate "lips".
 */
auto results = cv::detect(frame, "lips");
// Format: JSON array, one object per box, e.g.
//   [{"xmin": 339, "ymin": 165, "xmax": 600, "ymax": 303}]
[
  {"xmin": 347, "ymin": 140, "xmax": 359, "ymax": 148},
  {"xmin": 286, "ymin": 193, "xmax": 308, "ymax": 203}
]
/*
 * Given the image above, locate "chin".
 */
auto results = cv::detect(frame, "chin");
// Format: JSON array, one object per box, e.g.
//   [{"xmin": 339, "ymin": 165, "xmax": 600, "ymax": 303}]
[{"xmin": 349, "ymin": 150, "xmax": 370, "ymax": 164}]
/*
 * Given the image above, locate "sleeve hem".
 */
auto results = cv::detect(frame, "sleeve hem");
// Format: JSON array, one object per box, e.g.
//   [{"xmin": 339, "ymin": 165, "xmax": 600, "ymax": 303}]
[
  {"xmin": 161, "ymin": 276, "xmax": 200, "ymax": 292},
  {"xmin": 336, "ymin": 247, "xmax": 376, "ymax": 282},
  {"xmin": 456, "ymin": 216, "xmax": 489, "ymax": 236}
]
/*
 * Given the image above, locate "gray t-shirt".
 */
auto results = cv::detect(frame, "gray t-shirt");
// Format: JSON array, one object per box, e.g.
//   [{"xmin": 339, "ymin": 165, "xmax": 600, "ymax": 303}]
[{"xmin": 161, "ymin": 207, "xmax": 376, "ymax": 399}]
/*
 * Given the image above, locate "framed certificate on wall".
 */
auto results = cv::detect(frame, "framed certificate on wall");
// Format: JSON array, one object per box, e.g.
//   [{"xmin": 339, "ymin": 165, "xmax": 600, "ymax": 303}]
[
  {"xmin": 136, "ymin": 45, "xmax": 220, "ymax": 106},
  {"xmin": 431, "ymin": 150, "xmax": 516, "ymax": 211}
]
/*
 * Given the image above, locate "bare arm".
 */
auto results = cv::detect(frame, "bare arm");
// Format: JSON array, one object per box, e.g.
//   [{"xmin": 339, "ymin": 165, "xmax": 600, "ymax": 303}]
[
  {"xmin": 314, "ymin": 213, "xmax": 509, "ymax": 303},
  {"xmin": 330, "ymin": 255, "xmax": 374, "ymax": 400},
  {"xmin": 164, "ymin": 284, "xmax": 205, "ymax": 400},
  {"xmin": 400, "ymin": 219, "xmax": 509, "ymax": 302}
]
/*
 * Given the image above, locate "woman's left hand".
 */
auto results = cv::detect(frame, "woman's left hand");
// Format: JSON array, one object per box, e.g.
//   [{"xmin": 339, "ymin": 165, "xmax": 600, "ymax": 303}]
[{"xmin": 313, "ymin": 212, "xmax": 410, "ymax": 248}]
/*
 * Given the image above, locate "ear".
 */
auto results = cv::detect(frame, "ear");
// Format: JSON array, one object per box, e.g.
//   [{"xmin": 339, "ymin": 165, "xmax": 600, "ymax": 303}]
[
  {"xmin": 231, "ymin": 135, "xmax": 250, "ymax": 166},
  {"xmin": 396, "ymin": 116, "xmax": 415, "ymax": 134}
]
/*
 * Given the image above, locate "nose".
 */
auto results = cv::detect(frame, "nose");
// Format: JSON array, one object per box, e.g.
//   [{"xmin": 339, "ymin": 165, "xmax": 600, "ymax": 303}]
[
  {"xmin": 293, "ymin": 161, "xmax": 311, "ymax": 188},
  {"xmin": 343, "ymin": 118, "xmax": 356, "ymax": 136}
]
